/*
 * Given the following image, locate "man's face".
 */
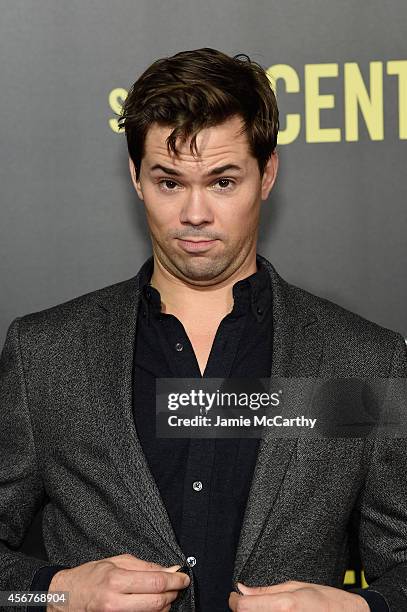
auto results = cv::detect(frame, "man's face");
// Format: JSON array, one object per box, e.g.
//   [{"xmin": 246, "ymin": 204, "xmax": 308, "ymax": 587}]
[{"xmin": 129, "ymin": 114, "xmax": 278, "ymax": 285}]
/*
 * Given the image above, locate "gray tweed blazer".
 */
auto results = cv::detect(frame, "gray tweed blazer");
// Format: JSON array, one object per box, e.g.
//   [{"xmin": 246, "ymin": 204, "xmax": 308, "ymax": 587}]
[{"xmin": 1, "ymin": 253, "xmax": 407, "ymax": 611}]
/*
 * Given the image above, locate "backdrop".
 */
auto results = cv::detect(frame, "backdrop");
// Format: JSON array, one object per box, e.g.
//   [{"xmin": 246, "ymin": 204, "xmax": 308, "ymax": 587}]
[{"xmin": 1, "ymin": 0, "xmax": 406, "ymax": 590}]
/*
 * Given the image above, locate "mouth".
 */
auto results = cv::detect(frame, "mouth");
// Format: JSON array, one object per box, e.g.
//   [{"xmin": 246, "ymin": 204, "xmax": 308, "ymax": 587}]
[{"xmin": 177, "ymin": 238, "xmax": 218, "ymax": 252}]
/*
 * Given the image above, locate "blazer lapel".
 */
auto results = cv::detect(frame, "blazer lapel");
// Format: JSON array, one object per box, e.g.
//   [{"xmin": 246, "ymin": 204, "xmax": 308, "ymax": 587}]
[
  {"xmin": 233, "ymin": 255, "xmax": 324, "ymax": 581},
  {"xmin": 83, "ymin": 262, "xmax": 185, "ymax": 563}
]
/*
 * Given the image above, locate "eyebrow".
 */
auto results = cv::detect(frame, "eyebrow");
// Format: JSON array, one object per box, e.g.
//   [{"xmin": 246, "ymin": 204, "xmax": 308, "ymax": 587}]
[{"xmin": 149, "ymin": 163, "xmax": 243, "ymax": 177}]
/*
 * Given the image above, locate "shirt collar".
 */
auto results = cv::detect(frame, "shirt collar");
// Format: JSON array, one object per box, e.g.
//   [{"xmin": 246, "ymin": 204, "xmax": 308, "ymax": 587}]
[{"xmin": 138, "ymin": 254, "xmax": 272, "ymax": 323}]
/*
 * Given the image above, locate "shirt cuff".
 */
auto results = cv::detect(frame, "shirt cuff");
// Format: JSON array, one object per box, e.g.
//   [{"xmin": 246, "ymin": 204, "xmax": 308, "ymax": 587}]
[
  {"xmin": 28, "ymin": 565, "xmax": 70, "ymax": 612},
  {"xmin": 350, "ymin": 587, "xmax": 390, "ymax": 612}
]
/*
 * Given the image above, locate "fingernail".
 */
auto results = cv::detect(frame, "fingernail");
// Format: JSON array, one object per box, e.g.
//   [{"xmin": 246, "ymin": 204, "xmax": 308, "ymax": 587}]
[
  {"xmin": 166, "ymin": 564, "xmax": 182, "ymax": 571},
  {"xmin": 183, "ymin": 575, "xmax": 190, "ymax": 587},
  {"xmin": 237, "ymin": 581, "xmax": 249, "ymax": 592}
]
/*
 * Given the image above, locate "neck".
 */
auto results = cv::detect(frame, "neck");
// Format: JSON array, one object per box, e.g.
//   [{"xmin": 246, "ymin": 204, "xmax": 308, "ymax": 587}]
[{"xmin": 149, "ymin": 252, "xmax": 258, "ymax": 320}]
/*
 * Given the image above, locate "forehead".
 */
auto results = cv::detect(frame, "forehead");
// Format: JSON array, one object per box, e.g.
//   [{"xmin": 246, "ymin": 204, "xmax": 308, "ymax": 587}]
[{"xmin": 142, "ymin": 115, "xmax": 253, "ymax": 171}]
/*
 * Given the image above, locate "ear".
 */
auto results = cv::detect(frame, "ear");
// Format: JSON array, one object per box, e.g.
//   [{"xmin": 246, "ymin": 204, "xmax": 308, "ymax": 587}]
[
  {"xmin": 129, "ymin": 157, "xmax": 144, "ymax": 201},
  {"xmin": 260, "ymin": 150, "xmax": 279, "ymax": 200}
]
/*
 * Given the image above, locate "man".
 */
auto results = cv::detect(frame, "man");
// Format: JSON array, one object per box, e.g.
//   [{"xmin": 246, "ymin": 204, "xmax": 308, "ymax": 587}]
[{"xmin": 1, "ymin": 47, "xmax": 406, "ymax": 612}]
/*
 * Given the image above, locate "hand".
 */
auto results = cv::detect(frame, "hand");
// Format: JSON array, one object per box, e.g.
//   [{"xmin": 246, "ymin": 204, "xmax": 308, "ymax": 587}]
[
  {"xmin": 228, "ymin": 580, "xmax": 370, "ymax": 611},
  {"xmin": 46, "ymin": 553, "xmax": 190, "ymax": 612}
]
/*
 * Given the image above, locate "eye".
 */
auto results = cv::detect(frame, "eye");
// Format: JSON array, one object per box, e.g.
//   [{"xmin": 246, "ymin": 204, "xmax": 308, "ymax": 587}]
[
  {"xmin": 158, "ymin": 179, "xmax": 179, "ymax": 191},
  {"xmin": 214, "ymin": 178, "xmax": 235, "ymax": 190}
]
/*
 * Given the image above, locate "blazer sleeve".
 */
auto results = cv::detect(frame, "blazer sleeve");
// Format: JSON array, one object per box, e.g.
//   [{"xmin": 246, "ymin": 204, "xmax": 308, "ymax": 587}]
[
  {"xmin": 355, "ymin": 334, "xmax": 407, "ymax": 612},
  {"xmin": 0, "ymin": 317, "xmax": 55, "ymax": 609}
]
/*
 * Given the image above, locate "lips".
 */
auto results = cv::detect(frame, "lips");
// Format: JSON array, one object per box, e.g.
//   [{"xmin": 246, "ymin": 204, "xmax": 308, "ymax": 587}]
[{"xmin": 177, "ymin": 238, "xmax": 217, "ymax": 252}]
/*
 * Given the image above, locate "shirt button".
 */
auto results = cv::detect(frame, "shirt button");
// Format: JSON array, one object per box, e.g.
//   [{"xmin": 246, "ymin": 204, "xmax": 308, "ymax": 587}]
[
  {"xmin": 186, "ymin": 556, "xmax": 197, "ymax": 567},
  {"xmin": 257, "ymin": 306, "xmax": 263, "ymax": 315},
  {"xmin": 192, "ymin": 481, "xmax": 203, "ymax": 491},
  {"xmin": 175, "ymin": 342, "xmax": 184, "ymax": 351}
]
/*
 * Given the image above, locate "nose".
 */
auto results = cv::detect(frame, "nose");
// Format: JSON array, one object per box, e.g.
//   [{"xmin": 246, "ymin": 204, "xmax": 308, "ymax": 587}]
[{"xmin": 179, "ymin": 187, "xmax": 214, "ymax": 227}]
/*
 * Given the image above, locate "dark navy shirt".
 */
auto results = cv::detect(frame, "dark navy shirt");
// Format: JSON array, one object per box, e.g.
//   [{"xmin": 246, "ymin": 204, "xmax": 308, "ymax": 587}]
[{"xmin": 132, "ymin": 254, "xmax": 271, "ymax": 610}]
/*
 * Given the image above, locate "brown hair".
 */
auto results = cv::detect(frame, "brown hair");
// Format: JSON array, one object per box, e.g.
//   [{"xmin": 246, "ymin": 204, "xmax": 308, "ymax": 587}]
[{"xmin": 118, "ymin": 47, "xmax": 279, "ymax": 180}]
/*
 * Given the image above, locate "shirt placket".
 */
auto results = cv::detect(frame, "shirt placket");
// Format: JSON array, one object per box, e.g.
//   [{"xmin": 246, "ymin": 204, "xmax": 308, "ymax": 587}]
[{"xmin": 158, "ymin": 296, "xmax": 251, "ymax": 586}]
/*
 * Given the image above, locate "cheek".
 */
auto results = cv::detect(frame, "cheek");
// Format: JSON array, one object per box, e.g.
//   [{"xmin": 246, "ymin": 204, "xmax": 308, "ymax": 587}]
[
  {"xmin": 144, "ymin": 205, "xmax": 180, "ymax": 244},
  {"xmin": 217, "ymin": 195, "xmax": 258, "ymax": 233}
]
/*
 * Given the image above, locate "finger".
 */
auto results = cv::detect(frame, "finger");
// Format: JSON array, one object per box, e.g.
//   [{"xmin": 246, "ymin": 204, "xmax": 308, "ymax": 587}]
[
  {"xmin": 238, "ymin": 579, "xmax": 311, "ymax": 594},
  {"xmin": 229, "ymin": 591, "xmax": 273, "ymax": 611},
  {"xmin": 111, "ymin": 554, "xmax": 185, "ymax": 574},
  {"xmin": 106, "ymin": 590, "xmax": 180, "ymax": 611},
  {"xmin": 230, "ymin": 591, "xmax": 298, "ymax": 611},
  {"xmin": 110, "ymin": 568, "xmax": 190, "ymax": 594},
  {"xmin": 108, "ymin": 553, "xmax": 167, "ymax": 571},
  {"xmin": 228, "ymin": 591, "xmax": 239, "ymax": 610}
]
